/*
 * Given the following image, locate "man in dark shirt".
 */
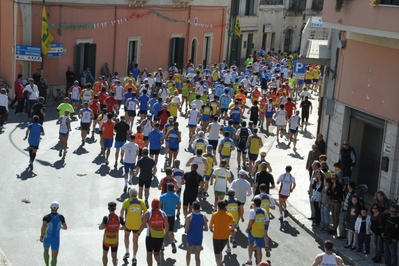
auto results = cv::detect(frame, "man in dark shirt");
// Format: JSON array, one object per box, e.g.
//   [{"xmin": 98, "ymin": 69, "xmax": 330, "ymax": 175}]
[
  {"xmin": 300, "ymin": 96, "xmax": 312, "ymax": 131},
  {"xmin": 31, "ymin": 97, "xmax": 45, "ymax": 124},
  {"xmin": 113, "ymin": 116, "xmax": 130, "ymax": 168},
  {"xmin": 338, "ymin": 140, "xmax": 356, "ymax": 177},
  {"xmin": 65, "ymin": 66, "xmax": 75, "ymax": 94},
  {"xmin": 32, "ymin": 68, "xmax": 42, "ymax": 85},
  {"xmin": 382, "ymin": 205, "xmax": 399, "ymax": 266},
  {"xmin": 181, "ymin": 163, "xmax": 204, "ymax": 217},
  {"xmin": 315, "ymin": 134, "xmax": 326, "ymax": 154},
  {"xmin": 253, "ymin": 162, "xmax": 275, "ymax": 195},
  {"xmin": 38, "ymin": 77, "xmax": 48, "ymax": 104},
  {"xmin": 306, "ymin": 144, "xmax": 322, "ymax": 179},
  {"xmin": 135, "ymin": 148, "xmax": 157, "ymax": 206}
]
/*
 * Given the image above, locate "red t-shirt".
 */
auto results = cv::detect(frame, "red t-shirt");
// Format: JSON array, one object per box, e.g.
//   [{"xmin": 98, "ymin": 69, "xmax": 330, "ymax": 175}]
[
  {"xmin": 285, "ymin": 101, "xmax": 296, "ymax": 117},
  {"xmin": 98, "ymin": 92, "xmax": 108, "ymax": 104},
  {"xmin": 89, "ymin": 99, "xmax": 99, "ymax": 114},
  {"xmin": 105, "ymin": 96, "xmax": 118, "ymax": 112}
]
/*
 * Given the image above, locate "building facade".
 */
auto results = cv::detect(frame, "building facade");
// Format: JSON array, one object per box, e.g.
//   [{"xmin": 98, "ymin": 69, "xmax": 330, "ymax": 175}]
[
  {"xmin": 315, "ymin": 0, "xmax": 399, "ymax": 199},
  {"xmin": 1, "ymin": 0, "xmax": 229, "ymax": 90}
]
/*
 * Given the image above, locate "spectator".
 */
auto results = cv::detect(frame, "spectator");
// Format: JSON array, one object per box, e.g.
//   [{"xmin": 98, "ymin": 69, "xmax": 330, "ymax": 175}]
[
  {"xmin": 339, "ymin": 181, "xmax": 357, "ymax": 239},
  {"xmin": 81, "ymin": 67, "xmax": 95, "ymax": 85},
  {"xmin": 374, "ymin": 190, "xmax": 395, "ymax": 216},
  {"xmin": 334, "ymin": 162, "xmax": 344, "ymax": 185},
  {"xmin": 0, "ymin": 88, "xmax": 9, "ymax": 128},
  {"xmin": 32, "ymin": 68, "xmax": 42, "ymax": 85},
  {"xmin": 9, "ymin": 74, "xmax": 23, "ymax": 108},
  {"xmin": 65, "ymin": 66, "xmax": 75, "ymax": 94},
  {"xmin": 23, "ymin": 78, "xmax": 39, "ymax": 118},
  {"xmin": 315, "ymin": 133, "xmax": 326, "ymax": 154},
  {"xmin": 355, "ymin": 207, "xmax": 371, "ymax": 254},
  {"xmin": 308, "ymin": 161, "xmax": 321, "ymax": 220},
  {"xmin": 320, "ymin": 178, "xmax": 332, "ymax": 231},
  {"xmin": 338, "ymin": 141, "xmax": 356, "ymax": 177},
  {"xmin": 38, "ymin": 77, "xmax": 48, "ymax": 104},
  {"xmin": 327, "ymin": 173, "xmax": 343, "ymax": 236},
  {"xmin": 14, "ymin": 77, "xmax": 25, "ymax": 116},
  {"xmin": 306, "ymin": 144, "xmax": 322, "ymax": 180},
  {"xmin": 311, "ymin": 170, "xmax": 324, "ymax": 226},
  {"xmin": 382, "ymin": 204, "xmax": 399, "ymax": 266},
  {"xmin": 345, "ymin": 195, "xmax": 362, "ymax": 250},
  {"xmin": 370, "ymin": 203, "xmax": 384, "ymax": 263}
]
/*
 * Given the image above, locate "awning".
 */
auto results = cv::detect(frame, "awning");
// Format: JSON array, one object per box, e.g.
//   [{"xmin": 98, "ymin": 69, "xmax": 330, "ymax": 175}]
[{"xmin": 299, "ymin": 39, "xmax": 330, "ymax": 65}]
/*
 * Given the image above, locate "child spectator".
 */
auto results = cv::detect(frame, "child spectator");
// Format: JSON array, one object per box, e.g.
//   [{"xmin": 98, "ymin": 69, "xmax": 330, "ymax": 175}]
[
  {"xmin": 355, "ymin": 207, "xmax": 371, "ymax": 254},
  {"xmin": 320, "ymin": 178, "xmax": 332, "ymax": 231},
  {"xmin": 334, "ymin": 162, "xmax": 343, "ymax": 185},
  {"xmin": 320, "ymin": 162, "xmax": 331, "ymax": 179},
  {"xmin": 345, "ymin": 195, "xmax": 362, "ymax": 250}
]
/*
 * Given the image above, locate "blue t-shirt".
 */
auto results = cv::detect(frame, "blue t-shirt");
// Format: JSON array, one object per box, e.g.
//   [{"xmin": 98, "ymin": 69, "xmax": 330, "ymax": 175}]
[
  {"xmin": 160, "ymin": 192, "xmax": 180, "ymax": 217},
  {"xmin": 220, "ymin": 94, "xmax": 231, "ymax": 109},
  {"xmin": 149, "ymin": 98, "xmax": 158, "ymax": 115},
  {"xmin": 223, "ymin": 125, "xmax": 234, "ymax": 139},
  {"xmin": 168, "ymin": 129, "xmax": 179, "ymax": 149},
  {"xmin": 132, "ymin": 68, "xmax": 140, "ymax": 80},
  {"xmin": 123, "ymin": 92, "xmax": 132, "ymax": 104},
  {"xmin": 148, "ymin": 129, "xmax": 163, "ymax": 150},
  {"xmin": 28, "ymin": 123, "xmax": 44, "ymax": 146},
  {"xmin": 153, "ymin": 102, "xmax": 162, "ymax": 117},
  {"xmin": 138, "ymin": 94, "xmax": 149, "ymax": 111},
  {"xmin": 231, "ymin": 107, "xmax": 241, "ymax": 122}
]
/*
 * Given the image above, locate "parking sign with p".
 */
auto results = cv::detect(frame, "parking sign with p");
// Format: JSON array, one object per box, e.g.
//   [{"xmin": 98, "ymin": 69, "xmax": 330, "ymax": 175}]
[{"xmin": 293, "ymin": 61, "xmax": 306, "ymax": 80}]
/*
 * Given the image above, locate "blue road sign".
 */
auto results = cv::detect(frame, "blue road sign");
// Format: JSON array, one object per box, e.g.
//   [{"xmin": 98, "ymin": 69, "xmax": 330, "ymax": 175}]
[
  {"xmin": 293, "ymin": 61, "xmax": 306, "ymax": 79},
  {"xmin": 50, "ymin": 42, "xmax": 63, "ymax": 48},
  {"xmin": 16, "ymin": 44, "xmax": 41, "ymax": 57},
  {"xmin": 47, "ymin": 53, "xmax": 62, "ymax": 58}
]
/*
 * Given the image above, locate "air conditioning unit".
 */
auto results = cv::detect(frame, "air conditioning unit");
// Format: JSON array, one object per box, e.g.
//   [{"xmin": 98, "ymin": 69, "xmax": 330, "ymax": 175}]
[{"xmin": 127, "ymin": 0, "xmax": 149, "ymax": 5}]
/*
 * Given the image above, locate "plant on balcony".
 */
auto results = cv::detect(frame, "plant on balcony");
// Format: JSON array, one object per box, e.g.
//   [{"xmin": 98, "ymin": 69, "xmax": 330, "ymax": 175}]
[
  {"xmin": 369, "ymin": 0, "xmax": 381, "ymax": 6},
  {"xmin": 335, "ymin": 0, "xmax": 344, "ymax": 11}
]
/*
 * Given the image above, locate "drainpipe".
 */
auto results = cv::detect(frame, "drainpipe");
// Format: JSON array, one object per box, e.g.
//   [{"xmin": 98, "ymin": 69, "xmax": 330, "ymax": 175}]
[
  {"xmin": 185, "ymin": 5, "xmax": 191, "ymax": 68},
  {"xmin": 219, "ymin": 7, "xmax": 225, "ymax": 63},
  {"xmin": 13, "ymin": 0, "xmax": 18, "ymax": 91},
  {"xmin": 112, "ymin": 5, "xmax": 117, "ymax": 73}
]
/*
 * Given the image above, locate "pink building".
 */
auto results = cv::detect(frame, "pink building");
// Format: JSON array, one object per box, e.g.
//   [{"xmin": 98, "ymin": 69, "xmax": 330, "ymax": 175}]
[
  {"xmin": 311, "ymin": 0, "xmax": 399, "ymax": 199},
  {"xmin": 0, "ymin": 0, "xmax": 230, "ymax": 90}
]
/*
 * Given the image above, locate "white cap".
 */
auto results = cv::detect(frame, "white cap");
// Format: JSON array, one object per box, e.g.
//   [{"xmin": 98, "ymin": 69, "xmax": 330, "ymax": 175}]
[
  {"xmin": 238, "ymin": 170, "xmax": 246, "ymax": 175},
  {"xmin": 260, "ymin": 151, "xmax": 267, "ymax": 156},
  {"xmin": 173, "ymin": 97, "xmax": 179, "ymax": 103},
  {"xmin": 50, "ymin": 201, "xmax": 59, "ymax": 209},
  {"xmin": 191, "ymin": 103, "xmax": 196, "ymax": 108}
]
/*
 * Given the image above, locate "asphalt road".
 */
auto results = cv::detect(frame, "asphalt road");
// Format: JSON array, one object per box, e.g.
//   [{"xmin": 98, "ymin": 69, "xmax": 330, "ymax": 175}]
[{"xmin": 0, "ymin": 100, "xmax": 327, "ymax": 266}]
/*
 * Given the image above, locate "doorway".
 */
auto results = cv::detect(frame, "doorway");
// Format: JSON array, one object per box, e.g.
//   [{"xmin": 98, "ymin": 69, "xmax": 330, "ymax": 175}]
[
  {"xmin": 203, "ymin": 35, "xmax": 212, "ymax": 67},
  {"xmin": 127, "ymin": 37, "xmax": 141, "ymax": 75},
  {"xmin": 284, "ymin": 29, "xmax": 293, "ymax": 52},
  {"xmin": 191, "ymin": 38, "xmax": 197, "ymax": 65},
  {"xmin": 169, "ymin": 37, "xmax": 185, "ymax": 70},
  {"xmin": 246, "ymin": 33, "xmax": 253, "ymax": 58},
  {"xmin": 75, "ymin": 41, "xmax": 96, "ymax": 80}
]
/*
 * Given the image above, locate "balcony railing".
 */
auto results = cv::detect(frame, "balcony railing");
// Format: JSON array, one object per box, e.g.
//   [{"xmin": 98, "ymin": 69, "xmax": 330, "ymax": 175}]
[
  {"xmin": 288, "ymin": 0, "xmax": 306, "ymax": 11},
  {"xmin": 260, "ymin": 0, "xmax": 284, "ymax": 5},
  {"xmin": 311, "ymin": 0, "xmax": 324, "ymax": 10},
  {"xmin": 379, "ymin": 0, "xmax": 399, "ymax": 5}
]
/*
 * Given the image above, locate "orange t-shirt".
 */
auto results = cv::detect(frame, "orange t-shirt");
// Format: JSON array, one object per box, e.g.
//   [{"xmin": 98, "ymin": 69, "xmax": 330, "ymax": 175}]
[
  {"xmin": 101, "ymin": 120, "xmax": 115, "ymax": 139},
  {"xmin": 210, "ymin": 211, "xmax": 234, "ymax": 240},
  {"xmin": 124, "ymin": 84, "xmax": 137, "ymax": 93},
  {"xmin": 94, "ymin": 82, "xmax": 102, "ymax": 95},
  {"xmin": 235, "ymin": 93, "xmax": 247, "ymax": 104},
  {"xmin": 134, "ymin": 132, "xmax": 145, "ymax": 149}
]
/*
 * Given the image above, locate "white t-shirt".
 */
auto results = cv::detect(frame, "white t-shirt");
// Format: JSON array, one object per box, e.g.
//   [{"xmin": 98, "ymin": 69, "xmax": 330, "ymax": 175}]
[
  {"xmin": 282, "ymin": 68, "xmax": 290, "ymax": 79},
  {"xmin": 289, "ymin": 115, "xmax": 300, "ymax": 130},
  {"xmin": 277, "ymin": 173, "xmax": 295, "ymax": 196},
  {"xmin": 158, "ymin": 88, "xmax": 170, "ymax": 102},
  {"xmin": 300, "ymin": 90, "xmax": 311, "ymax": 100},
  {"xmin": 80, "ymin": 108, "xmax": 92, "ymax": 123},
  {"xmin": 122, "ymin": 142, "xmax": 139, "ymax": 164},
  {"xmin": 23, "ymin": 84, "xmax": 39, "ymax": 100},
  {"xmin": 193, "ymin": 99, "xmax": 204, "ymax": 110},
  {"xmin": 231, "ymin": 178, "xmax": 252, "ymax": 203},
  {"xmin": 192, "ymin": 156, "xmax": 205, "ymax": 177},
  {"xmin": 208, "ymin": 122, "xmax": 221, "ymax": 140},
  {"xmin": 248, "ymin": 208, "xmax": 269, "ymax": 221},
  {"xmin": 188, "ymin": 109, "xmax": 199, "ymax": 125},
  {"xmin": 212, "ymin": 168, "xmax": 231, "ymax": 192},
  {"xmin": 114, "ymin": 85, "xmax": 124, "ymax": 100},
  {"xmin": 224, "ymin": 73, "xmax": 232, "ymax": 84}
]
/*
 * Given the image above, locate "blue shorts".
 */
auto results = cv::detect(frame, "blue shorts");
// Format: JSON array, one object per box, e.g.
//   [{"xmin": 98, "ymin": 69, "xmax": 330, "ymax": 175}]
[
  {"xmin": 186, "ymin": 234, "xmax": 203, "ymax": 247},
  {"xmin": 248, "ymin": 153, "xmax": 258, "ymax": 161},
  {"xmin": 220, "ymin": 155, "xmax": 230, "ymax": 159},
  {"xmin": 313, "ymin": 79, "xmax": 319, "ymax": 83},
  {"xmin": 70, "ymin": 98, "xmax": 79, "ymax": 103},
  {"xmin": 59, "ymin": 132, "xmax": 69, "ymax": 137},
  {"xmin": 265, "ymin": 224, "xmax": 269, "ymax": 231},
  {"xmin": 266, "ymin": 112, "xmax": 273, "ymax": 118},
  {"xmin": 188, "ymin": 124, "xmax": 197, "ymax": 128},
  {"xmin": 297, "ymin": 80, "xmax": 304, "ymax": 85},
  {"xmin": 304, "ymin": 79, "xmax": 312, "ymax": 84},
  {"xmin": 43, "ymin": 237, "xmax": 60, "ymax": 250},
  {"xmin": 124, "ymin": 163, "xmax": 136, "ymax": 174},
  {"xmin": 202, "ymin": 115, "xmax": 210, "ymax": 121},
  {"xmin": 248, "ymin": 232, "xmax": 264, "ymax": 248},
  {"xmin": 175, "ymin": 82, "xmax": 181, "ymax": 88},
  {"xmin": 103, "ymin": 138, "xmax": 113, "ymax": 148},
  {"xmin": 204, "ymin": 174, "xmax": 212, "ymax": 181},
  {"xmin": 114, "ymin": 141, "xmax": 126, "ymax": 149}
]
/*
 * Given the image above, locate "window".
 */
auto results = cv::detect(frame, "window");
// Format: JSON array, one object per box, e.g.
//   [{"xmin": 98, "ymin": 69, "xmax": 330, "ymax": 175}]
[
  {"xmin": 288, "ymin": 0, "xmax": 306, "ymax": 11},
  {"xmin": 311, "ymin": 0, "xmax": 324, "ymax": 10},
  {"xmin": 380, "ymin": 0, "xmax": 399, "ymax": 5},
  {"xmin": 245, "ymin": 0, "xmax": 256, "ymax": 16},
  {"xmin": 260, "ymin": 0, "xmax": 283, "ymax": 4}
]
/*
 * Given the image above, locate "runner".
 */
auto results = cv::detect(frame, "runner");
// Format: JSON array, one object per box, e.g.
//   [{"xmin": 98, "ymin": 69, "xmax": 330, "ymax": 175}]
[
  {"xmin": 97, "ymin": 109, "xmax": 109, "ymax": 155},
  {"xmin": 185, "ymin": 201, "xmax": 208, "ymax": 266},
  {"xmin": 254, "ymin": 183, "xmax": 276, "ymax": 258},
  {"xmin": 40, "ymin": 201, "xmax": 67, "ymax": 266},
  {"xmin": 140, "ymin": 114, "xmax": 154, "ymax": 148},
  {"xmin": 68, "ymin": 80, "xmax": 82, "ymax": 113},
  {"xmin": 245, "ymin": 197, "xmax": 269, "ymax": 266},
  {"xmin": 172, "ymin": 160, "xmax": 184, "ymax": 218},
  {"xmin": 207, "ymin": 116, "xmax": 222, "ymax": 155},
  {"xmin": 277, "ymin": 165, "xmax": 296, "ymax": 221},
  {"xmin": 191, "ymin": 131, "xmax": 209, "ymax": 155},
  {"xmin": 253, "ymin": 162, "xmax": 275, "ymax": 196},
  {"xmin": 121, "ymin": 135, "xmax": 139, "ymax": 192},
  {"xmin": 201, "ymin": 100, "xmax": 213, "ymax": 129},
  {"xmin": 252, "ymin": 151, "xmax": 273, "ymax": 177},
  {"xmin": 247, "ymin": 100, "xmax": 259, "ymax": 127},
  {"xmin": 274, "ymin": 104, "xmax": 288, "ymax": 142},
  {"xmin": 163, "ymin": 117, "xmax": 175, "ymax": 159},
  {"xmin": 287, "ymin": 110, "xmax": 302, "ymax": 150},
  {"xmin": 56, "ymin": 110, "xmax": 72, "ymax": 157},
  {"xmin": 89, "ymin": 95, "xmax": 100, "ymax": 133},
  {"xmin": 113, "ymin": 116, "xmax": 130, "ymax": 168},
  {"xmin": 181, "ymin": 164, "xmax": 204, "ymax": 217},
  {"xmin": 209, "ymin": 201, "xmax": 235, "ymax": 266},
  {"xmin": 138, "ymin": 89, "xmax": 150, "ymax": 121},
  {"xmin": 99, "ymin": 202, "xmax": 126, "ymax": 266},
  {"xmin": 186, "ymin": 103, "xmax": 200, "ymax": 140},
  {"xmin": 265, "ymin": 98, "xmax": 275, "ymax": 133},
  {"xmin": 101, "ymin": 113, "xmax": 116, "ymax": 164},
  {"xmin": 120, "ymin": 188, "xmax": 147, "ymax": 265},
  {"xmin": 158, "ymin": 167, "xmax": 179, "ymax": 194},
  {"xmin": 133, "ymin": 126, "xmax": 146, "ymax": 159},
  {"xmin": 300, "ymin": 96, "xmax": 312, "ymax": 131},
  {"xmin": 165, "ymin": 121, "xmax": 181, "ymax": 167},
  {"xmin": 312, "ymin": 240, "xmax": 344, "ymax": 266},
  {"xmin": 156, "ymin": 103, "xmax": 171, "ymax": 130},
  {"xmin": 168, "ymin": 91, "xmax": 180, "ymax": 121},
  {"xmin": 224, "ymin": 189, "xmax": 244, "ymax": 254},
  {"xmin": 186, "ymin": 148, "xmax": 209, "ymax": 180},
  {"xmin": 230, "ymin": 100, "xmax": 241, "ymax": 126},
  {"xmin": 148, "ymin": 123, "xmax": 163, "ymax": 165},
  {"xmin": 235, "ymin": 121, "xmax": 252, "ymax": 170},
  {"xmin": 218, "ymin": 132, "xmax": 235, "ymax": 166},
  {"xmin": 137, "ymin": 198, "xmax": 168, "ymax": 266},
  {"xmin": 210, "ymin": 160, "xmax": 233, "ymax": 209},
  {"xmin": 231, "ymin": 170, "xmax": 252, "ymax": 204},
  {"xmin": 125, "ymin": 94, "xmax": 139, "ymax": 129},
  {"xmin": 181, "ymin": 80, "xmax": 191, "ymax": 113},
  {"xmin": 135, "ymin": 148, "xmax": 157, "ymax": 206},
  {"xmin": 219, "ymin": 90, "xmax": 232, "ymax": 123},
  {"xmin": 246, "ymin": 128, "xmax": 264, "ymax": 173},
  {"xmin": 78, "ymin": 102, "xmax": 93, "ymax": 147},
  {"xmin": 31, "ymin": 96, "xmax": 45, "ymax": 125},
  {"xmin": 159, "ymin": 182, "xmax": 181, "ymax": 254},
  {"xmin": 23, "ymin": 115, "xmax": 45, "ymax": 170},
  {"xmin": 203, "ymin": 145, "xmax": 218, "ymax": 201}
]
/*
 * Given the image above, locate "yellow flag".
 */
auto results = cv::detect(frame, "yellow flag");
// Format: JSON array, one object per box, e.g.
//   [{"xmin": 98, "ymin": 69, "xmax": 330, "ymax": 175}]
[
  {"xmin": 41, "ymin": 5, "xmax": 54, "ymax": 55},
  {"xmin": 234, "ymin": 16, "xmax": 241, "ymax": 37}
]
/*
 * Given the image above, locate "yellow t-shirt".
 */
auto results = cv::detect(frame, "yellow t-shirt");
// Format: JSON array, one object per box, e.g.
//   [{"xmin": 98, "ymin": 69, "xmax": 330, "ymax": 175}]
[{"xmin": 122, "ymin": 197, "xmax": 147, "ymax": 230}]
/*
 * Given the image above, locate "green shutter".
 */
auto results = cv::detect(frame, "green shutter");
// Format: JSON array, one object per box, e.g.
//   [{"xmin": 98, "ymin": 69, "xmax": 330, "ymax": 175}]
[{"xmin": 88, "ymin": 43, "xmax": 97, "ymax": 79}]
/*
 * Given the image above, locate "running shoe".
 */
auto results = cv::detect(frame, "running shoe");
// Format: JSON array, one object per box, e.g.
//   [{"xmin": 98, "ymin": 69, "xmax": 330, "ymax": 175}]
[
  {"xmin": 123, "ymin": 253, "xmax": 130, "ymax": 260},
  {"xmin": 59, "ymin": 150, "xmax": 62, "ymax": 157},
  {"xmin": 81, "ymin": 139, "xmax": 85, "ymax": 146},
  {"xmin": 265, "ymin": 247, "xmax": 271, "ymax": 257},
  {"xmin": 232, "ymin": 240, "xmax": 237, "ymax": 248},
  {"xmin": 225, "ymin": 247, "xmax": 231, "ymax": 254},
  {"xmin": 245, "ymin": 260, "xmax": 252, "ymax": 265},
  {"xmin": 120, "ymin": 159, "xmax": 123, "ymax": 164},
  {"xmin": 123, "ymin": 185, "xmax": 127, "ymax": 193},
  {"xmin": 132, "ymin": 258, "xmax": 137, "ymax": 265},
  {"xmin": 171, "ymin": 242, "xmax": 177, "ymax": 254},
  {"xmin": 284, "ymin": 209, "xmax": 289, "ymax": 218}
]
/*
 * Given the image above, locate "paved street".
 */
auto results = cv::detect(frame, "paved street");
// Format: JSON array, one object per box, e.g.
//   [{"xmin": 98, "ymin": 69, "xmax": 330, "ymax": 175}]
[{"xmin": 0, "ymin": 96, "xmax": 337, "ymax": 266}]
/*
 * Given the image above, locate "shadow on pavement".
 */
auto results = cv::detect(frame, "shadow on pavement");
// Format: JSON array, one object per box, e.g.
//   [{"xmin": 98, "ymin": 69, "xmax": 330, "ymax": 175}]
[
  {"xmin": 223, "ymin": 253, "xmax": 240, "ymax": 266},
  {"xmin": 151, "ymin": 176, "xmax": 159, "ymax": 188},
  {"xmin": 269, "ymin": 237, "xmax": 280, "ymax": 250},
  {"xmin": 51, "ymin": 157, "xmax": 66, "ymax": 169},
  {"xmin": 235, "ymin": 230, "xmax": 248, "ymax": 248},
  {"xmin": 16, "ymin": 168, "xmax": 38, "ymax": 180},
  {"xmin": 178, "ymin": 234, "xmax": 188, "ymax": 251},
  {"xmin": 279, "ymin": 220, "xmax": 300, "ymax": 237},
  {"xmin": 199, "ymin": 200, "xmax": 214, "ymax": 214},
  {"xmin": 116, "ymin": 192, "xmax": 129, "ymax": 203},
  {"xmin": 161, "ymin": 257, "xmax": 177, "ymax": 266},
  {"xmin": 301, "ymin": 130, "xmax": 315, "ymax": 139},
  {"xmin": 287, "ymin": 151, "xmax": 305, "ymax": 160},
  {"xmin": 72, "ymin": 146, "xmax": 89, "ymax": 156}
]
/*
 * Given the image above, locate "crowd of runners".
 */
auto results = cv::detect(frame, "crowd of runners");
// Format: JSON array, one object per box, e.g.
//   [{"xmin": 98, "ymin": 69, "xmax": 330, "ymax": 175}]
[{"xmin": 8, "ymin": 49, "xmax": 347, "ymax": 266}]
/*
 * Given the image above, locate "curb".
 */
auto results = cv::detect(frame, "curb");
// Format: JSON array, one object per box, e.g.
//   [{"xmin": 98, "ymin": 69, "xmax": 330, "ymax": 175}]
[{"xmin": 0, "ymin": 248, "xmax": 11, "ymax": 266}]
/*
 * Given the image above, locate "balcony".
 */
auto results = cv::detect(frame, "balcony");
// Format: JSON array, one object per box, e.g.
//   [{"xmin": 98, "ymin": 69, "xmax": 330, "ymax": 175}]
[
  {"xmin": 322, "ymin": 0, "xmax": 399, "ymax": 38},
  {"xmin": 239, "ymin": 15, "xmax": 258, "ymax": 31},
  {"xmin": 311, "ymin": 0, "xmax": 324, "ymax": 11},
  {"xmin": 260, "ymin": 0, "xmax": 284, "ymax": 5},
  {"xmin": 288, "ymin": 0, "xmax": 306, "ymax": 11}
]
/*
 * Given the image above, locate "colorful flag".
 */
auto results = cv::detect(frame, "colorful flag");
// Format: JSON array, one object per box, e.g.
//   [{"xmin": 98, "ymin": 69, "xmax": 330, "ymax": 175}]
[
  {"xmin": 234, "ymin": 16, "xmax": 241, "ymax": 37},
  {"xmin": 41, "ymin": 5, "xmax": 54, "ymax": 55}
]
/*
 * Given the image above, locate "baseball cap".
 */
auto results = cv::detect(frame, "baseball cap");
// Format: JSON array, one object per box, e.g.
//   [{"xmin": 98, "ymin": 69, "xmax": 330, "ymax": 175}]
[
  {"xmin": 168, "ymin": 116, "xmax": 174, "ymax": 121},
  {"xmin": 50, "ymin": 201, "xmax": 59, "ymax": 209},
  {"xmin": 165, "ymin": 167, "xmax": 173, "ymax": 174},
  {"xmin": 162, "ymin": 103, "xmax": 168, "ymax": 107},
  {"xmin": 207, "ymin": 145, "xmax": 213, "ymax": 150},
  {"xmin": 260, "ymin": 151, "xmax": 267, "ymax": 156},
  {"xmin": 238, "ymin": 170, "xmax": 246, "ymax": 175},
  {"xmin": 151, "ymin": 198, "xmax": 160, "ymax": 208}
]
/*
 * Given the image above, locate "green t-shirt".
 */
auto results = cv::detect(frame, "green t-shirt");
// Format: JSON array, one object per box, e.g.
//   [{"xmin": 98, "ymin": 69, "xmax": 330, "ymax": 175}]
[
  {"xmin": 232, "ymin": 82, "xmax": 239, "ymax": 95},
  {"xmin": 189, "ymin": 92, "xmax": 197, "ymax": 104},
  {"xmin": 182, "ymin": 84, "xmax": 189, "ymax": 97},
  {"xmin": 57, "ymin": 103, "xmax": 75, "ymax": 116},
  {"xmin": 201, "ymin": 94, "xmax": 208, "ymax": 104}
]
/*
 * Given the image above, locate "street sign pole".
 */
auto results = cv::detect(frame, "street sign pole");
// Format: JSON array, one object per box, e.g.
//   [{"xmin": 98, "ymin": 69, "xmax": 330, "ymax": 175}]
[{"xmin": 41, "ymin": 0, "xmax": 45, "ymax": 70}]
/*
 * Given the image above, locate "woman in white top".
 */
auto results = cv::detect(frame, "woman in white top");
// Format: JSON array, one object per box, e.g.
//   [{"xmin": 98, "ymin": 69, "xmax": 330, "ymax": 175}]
[
  {"xmin": 186, "ymin": 149, "xmax": 209, "ymax": 179},
  {"xmin": 274, "ymin": 104, "xmax": 288, "ymax": 141},
  {"xmin": 287, "ymin": 110, "xmax": 302, "ymax": 150},
  {"xmin": 56, "ymin": 110, "xmax": 72, "ymax": 157}
]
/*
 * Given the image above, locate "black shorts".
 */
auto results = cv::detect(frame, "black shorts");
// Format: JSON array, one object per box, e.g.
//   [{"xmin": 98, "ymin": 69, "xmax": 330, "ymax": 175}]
[
  {"xmin": 92, "ymin": 114, "xmax": 98, "ymax": 120},
  {"xmin": 144, "ymin": 136, "xmax": 149, "ymax": 141},
  {"xmin": 81, "ymin": 122, "xmax": 90, "ymax": 132},
  {"xmin": 146, "ymin": 236, "xmax": 164, "ymax": 253},
  {"xmin": 232, "ymin": 121, "xmax": 240, "ymax": 126},
  {"xmin": 128, "ymin": 110, "xmax": 136, "ymax": 117},
  {"xmin": 139, "ymin": 178, "xmax": 152, "ymax": 188},
  {"xmin": 103, "ymin": 244, "xmax": 118, "ymax": 252},
  {"xmin": 167, "ymin": 216, "xmax": 176, "ymax": 232},
  {"xmin": 208, "ymin": 139, "xmax": 218, "ymax": 150},
  {"xmin": 289, "ymin": 128, "xmax": 298, "ymax": 134},
  {"xmin": 139, "ymin": 110, "xmax": 147, "ymax": 115},
  {"xmin": 150, "ymin": 149, "xmax": 160, "ymax": 155},
  {"xmin": 30, "ymin": 145, "xmax": 39, "ymax": 150},
  {"xmin": 169, "ymin": 148, "xmax": 179, "ymax": 152},
  {"xmin": 138, "ymin": 149, "xmax": 143, "ymax": 157},
  {"xmin": 125, "ymin": 228, "xmax": 139, "ymax": 233},
  {"xmin": 155, "ymin": 82, "xmax": 162, "ymax": 87},
  {"xmin": 302, "ymin": 114, "xmax": 309, "ymax": 122},
  {"xmin": 183, "ymin": 192, "xmax": 197, "ymax": 206},
  {"xmin": 100, "ymin": 104, "xmax": 106, "ymax": 110},
  {"xmin": 213, "ymin": 239, "xmax": 228, "ymax": 254}
]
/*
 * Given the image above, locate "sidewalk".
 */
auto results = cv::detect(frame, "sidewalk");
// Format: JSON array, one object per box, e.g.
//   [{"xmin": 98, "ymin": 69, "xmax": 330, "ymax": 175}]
[
  {"xmin": 0, "ymin": 248, "xmax": 11, "ymax": 266},
  {"xmin": 262, "ymin": 96, "xmax": 380, "ymax": 266}
]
